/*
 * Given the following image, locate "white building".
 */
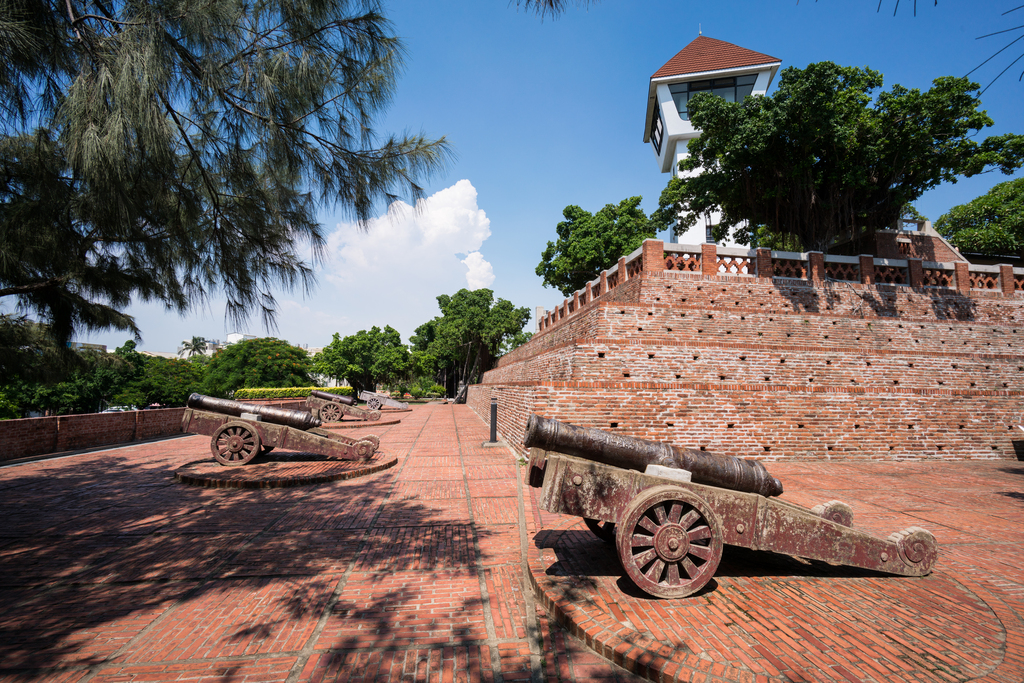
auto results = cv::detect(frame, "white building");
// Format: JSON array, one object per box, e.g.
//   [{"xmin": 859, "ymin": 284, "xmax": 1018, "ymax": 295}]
[{"xmin": 643, "ymin": 35, "xmax": 781, "ymax": 244}]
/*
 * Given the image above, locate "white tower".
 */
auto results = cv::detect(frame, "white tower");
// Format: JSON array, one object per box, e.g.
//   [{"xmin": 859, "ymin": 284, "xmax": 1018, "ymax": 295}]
[{"xmin": 643, "ymin": 36, "xmax": 781, "ymax": 243}]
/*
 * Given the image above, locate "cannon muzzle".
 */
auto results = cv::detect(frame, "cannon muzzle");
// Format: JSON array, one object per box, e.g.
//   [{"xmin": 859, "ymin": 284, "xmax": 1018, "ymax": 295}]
[
  {"xmin": 187, "ymin": 394, "xmax": 322, "ymax": 430},
  {"xmin": 524, "ymin": 414, "xmax": 783, "ymax": 497},
  {"xmin": 309, "ymin": 389, "xmax": 357, "ymax": 406}
]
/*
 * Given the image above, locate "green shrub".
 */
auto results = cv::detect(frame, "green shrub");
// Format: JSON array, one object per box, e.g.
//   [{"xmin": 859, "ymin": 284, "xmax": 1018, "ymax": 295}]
[{"xmin": 232, "ymin": 386, "xmax": 354, "ymax": 400}]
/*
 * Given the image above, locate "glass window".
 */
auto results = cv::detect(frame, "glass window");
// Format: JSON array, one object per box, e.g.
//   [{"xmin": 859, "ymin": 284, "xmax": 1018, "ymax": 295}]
[
  {"xmin": 667, "ymin": 75, "xmax": 759, "ymax": 121},
  {"xmin": 650, "ymin": 108, "xmax": 664, "ymax": 155}
]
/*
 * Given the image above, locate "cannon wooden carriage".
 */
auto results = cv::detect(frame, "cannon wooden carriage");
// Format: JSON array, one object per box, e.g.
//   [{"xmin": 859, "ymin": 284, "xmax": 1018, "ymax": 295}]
[
  {"xmin": 182, "ymin": 394, "xmax": 380, "ymax": 466},
  {"xmin": 525, "ymin": 415, "xmax": 938, "ymax": 599},
  {"xmin": 305, "ymin": 390, "xmax": 381, "ymax": 422},
  {"xmin": 358, "ymin": 391, "xmax": 408, "ymax": 411}
]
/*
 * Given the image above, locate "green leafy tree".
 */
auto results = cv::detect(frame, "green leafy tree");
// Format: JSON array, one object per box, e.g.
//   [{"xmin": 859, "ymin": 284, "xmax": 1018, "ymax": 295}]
[
  {"xmin": 0, "ymin": 0, "xmax": 449, "ymax": 349},
  {"xmin": 415, "ymin": 289, "xmax": 531, "ymax": 402},
  {"xmin": 654, "ymin": 62, "xmax": 1024, "ymax": 252},
  {"xmin": 312, "ymin": 326, "xmax": 410, "ymax": 395},
  {"xmin": 181, "ymin": 337, "xmax": 208, "ymax": 358},
  {"xmin": 204, "ymin": 338, "xmax": 312, "ymax": 397},
  {"xmin": 936, "ymin": 178, "xmax": 1024, "ymax": 257},
  {"xmin": 113, "ymin": 356, "xmax": 206, "ymax": 407},
  {"xmin": 537, "ymin": 197, "xmax": 657, "ymax": 297}
]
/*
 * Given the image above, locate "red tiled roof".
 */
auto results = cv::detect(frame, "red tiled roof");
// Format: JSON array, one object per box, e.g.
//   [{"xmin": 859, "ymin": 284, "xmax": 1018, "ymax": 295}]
[{"xmin": 652, "ymin": 36, "xmax": 780, "ymax": 79}]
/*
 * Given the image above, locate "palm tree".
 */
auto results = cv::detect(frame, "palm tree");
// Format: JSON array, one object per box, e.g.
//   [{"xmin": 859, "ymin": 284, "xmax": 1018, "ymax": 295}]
[{"xmin": 182, "ymin": 337, "xmax": 207, "ymax": 358}]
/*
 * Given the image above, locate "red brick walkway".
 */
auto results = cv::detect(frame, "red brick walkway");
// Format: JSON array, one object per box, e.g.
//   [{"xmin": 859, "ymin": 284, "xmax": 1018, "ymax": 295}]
[{"xmin": 1, "ymin": 405, "xmax": 1022, "ymax": 682}]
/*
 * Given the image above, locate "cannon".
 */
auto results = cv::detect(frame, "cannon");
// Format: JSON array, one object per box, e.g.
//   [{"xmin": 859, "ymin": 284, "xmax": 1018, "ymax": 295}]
[
  {"xmin": 182, "ymin": 394, "xmax": 380, "ymax": 466},
  {"xmin": 306, "ymin": 389, "xmax": 382, "ymax": 422},
  {"xmin": 358, "ymin": 390, "xmax": 408, "ymax": 411},
  {"xmin": 524, "ymin": 415, "xmax": 938, "ymax": 599}
]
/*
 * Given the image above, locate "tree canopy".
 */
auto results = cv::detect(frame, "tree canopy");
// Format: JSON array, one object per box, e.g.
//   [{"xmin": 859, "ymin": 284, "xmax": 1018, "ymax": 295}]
[
  {"xmin": 0, "ymin": 0, "xmax": 449, "ymax": 348},
  {"xmin": 412, "ymin": 288, "xmax": 531, "ymax": 402},
  {"xmin": 203, "ymin": 337, "xmax": 312, "ymax": 397},
  {"xmin": 311, "ymin": 325, "xmax": 410, "ymax": 395},
  {"xmin": 536, "ymin": 196, "xmax": 657, "ymax": 297},
  {"xmin": 936, "ymin": 177, "xmax": 1024, "ymax": 257},
  {"xmin": 653, "ymin": 62, "xmax": 1024, "ymax": 252}
]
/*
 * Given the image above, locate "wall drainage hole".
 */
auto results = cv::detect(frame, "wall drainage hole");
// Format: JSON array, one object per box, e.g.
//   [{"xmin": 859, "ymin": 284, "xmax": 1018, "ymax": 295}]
[
  {"xmin": 648, "ymin": 354, "xmax": 655, "ymax": 359},
  {"xmin": 699, "ymin": 446, "xmax": 707, "ymax": 451},
  {"xmin": 610, "ymin": 423, "xmax": 618, "ymax": 428},
  {"xmin": 764, "ymin": 446, "xmax": 771, "ymax": 452},
  {"xmin": 623, "ymin": 373, "xmax": 630, "ymax": 378},
  {"xmin": 597, "ymin": 353, "xmax": 605, "ymax": 358},
  {"xmin": 666, "ymin": 422, "xmax": 674, "ymax": 427},
  {"xmin": 827, "ymin": 446, "xmax": 834, "ymax": 451}
]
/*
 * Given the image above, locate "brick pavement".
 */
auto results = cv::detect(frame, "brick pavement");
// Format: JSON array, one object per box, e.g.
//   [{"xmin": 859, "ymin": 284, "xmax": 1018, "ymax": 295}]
[{"xmin": 0, "ymin": 405, "xmax": 1022, "ymax": 682}]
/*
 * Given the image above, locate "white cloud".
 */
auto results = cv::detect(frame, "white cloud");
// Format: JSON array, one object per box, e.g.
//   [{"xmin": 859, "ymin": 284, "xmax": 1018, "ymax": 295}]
[
  {"xmin": 462, "ymin": 251, "xmax": 495, "ymax": 289},
  {"xmin": 285, "ymin": 179, "xmax": 498, "ymax": 343}
]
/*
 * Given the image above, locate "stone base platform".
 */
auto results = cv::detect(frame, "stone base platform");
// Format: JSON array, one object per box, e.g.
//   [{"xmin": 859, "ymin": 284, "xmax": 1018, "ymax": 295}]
[
  {"xmin": 322, "ymin": 417, "xmax": 401, "ymax": 429},
  {"xmin": 174, "ymin": 452, "xmax": 396, "ymax": 489}
]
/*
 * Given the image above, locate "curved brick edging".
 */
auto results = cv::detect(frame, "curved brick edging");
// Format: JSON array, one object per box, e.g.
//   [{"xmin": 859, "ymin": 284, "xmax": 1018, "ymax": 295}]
[
  {"xmin": 321, "ymin": 417, "xmax": 402, "ymax": 429},
  {"xmin": 525, "ymin": 514, "xmax": 1022, "ymax": 683},
  {"xmin": 173, "ymin": 454, "xmax": 396, "ymax": 488}
]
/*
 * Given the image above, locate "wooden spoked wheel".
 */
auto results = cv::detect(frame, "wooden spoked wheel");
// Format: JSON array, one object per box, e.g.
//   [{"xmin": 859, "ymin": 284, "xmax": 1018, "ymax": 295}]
[
  {"xmin": 366, "ymin": 397, "xmax": 383, "ymax": 411},
  {"xmin": 320, "ymin": 403, "xmax": 342, "ymax": 422},
  {"xmin": 584, "ymin": 518, "xmax": 616, "ymax": 544},
  {"xmin": 616, "ymin": 485, "xmax": 723, "ymax": 598},
  {"xmin": 210, "ymin": 422, "xmax": 262, "ymax": 466}
]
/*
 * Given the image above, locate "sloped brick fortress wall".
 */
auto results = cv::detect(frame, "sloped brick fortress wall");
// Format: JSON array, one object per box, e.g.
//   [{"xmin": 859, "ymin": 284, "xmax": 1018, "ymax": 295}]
[{"xmin": 468, "ymin": 240, "xmax": 1024, "ymax": 461}]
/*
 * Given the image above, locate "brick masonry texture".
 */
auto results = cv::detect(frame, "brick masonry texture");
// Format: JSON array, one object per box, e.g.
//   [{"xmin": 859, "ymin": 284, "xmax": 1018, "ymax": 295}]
[
  {"xmin": 471, "ymin": 265, "xmax": 1024, "ymax": 461},
  {"xmin": 2, "ymin": 404, "xmax": 1024, "ymax": 683}
]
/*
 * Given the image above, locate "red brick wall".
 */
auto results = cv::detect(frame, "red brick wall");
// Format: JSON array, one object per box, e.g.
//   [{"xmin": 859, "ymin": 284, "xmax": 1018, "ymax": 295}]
[
  {"xmin": 0, "ymin": 408, "xmax": 187, "ymax": 463},
  {"xmin": 0, "ymin": 416, "xmax": 58, "ymax": 461},
  {"xmin": 473, "ymin": 268, "xmax": 1024, "ymax": 462}
]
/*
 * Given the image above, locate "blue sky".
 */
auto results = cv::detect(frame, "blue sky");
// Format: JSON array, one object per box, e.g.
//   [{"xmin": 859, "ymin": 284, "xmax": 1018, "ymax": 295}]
[{"xmin": 81, "ymin": 0, "xmax": 1024, "ymax": 354}]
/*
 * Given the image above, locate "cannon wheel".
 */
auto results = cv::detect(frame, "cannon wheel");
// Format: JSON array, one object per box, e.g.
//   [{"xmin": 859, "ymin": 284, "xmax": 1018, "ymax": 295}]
[
  {"xmin": 320, "ymin": 402, "xmax": 342, "ymax": 423},
  {"xmin": 367, "ymin": 410, "xmax": 382, "ymax": 422},
  {"xmin": 584, "ymin": 518, "xmax": 616, "ymax": 544},
  {"xmin": 616, "ymin": 485, "xmax": 723, "ymax": 599},
  {"xmin": 366, "ymin": 397, "xmax": 383, "ymax": 411},
  {"xmin": 211, "ymin": 421, "xmax": 262, "ymax": 466}
]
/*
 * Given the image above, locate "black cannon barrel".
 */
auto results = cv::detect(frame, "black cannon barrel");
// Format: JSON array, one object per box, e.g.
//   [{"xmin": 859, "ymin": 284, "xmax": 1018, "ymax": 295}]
[
  {"xmin": 187, "ymin": 394, "xmax": 322, "ymax": 430},
  {"xmin": 310, "ymin": 389, "xmax": 357, "ymax": 406},
  {"xmin": 524, "ymin": 414, "xmax": 783, "ymax": 497}
]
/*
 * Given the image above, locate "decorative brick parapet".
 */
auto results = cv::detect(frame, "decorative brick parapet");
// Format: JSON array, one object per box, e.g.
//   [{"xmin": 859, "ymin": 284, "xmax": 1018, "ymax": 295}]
[
  {"xmin": 641, "ymin": 239, "xmax": 665, "ymax": 273},
  {"xmin": 618, "ymin": 256, "xmax": 627, "ymax": 281},
  {"xmin": 1001, "ymin": 264, "xmax": 1015, "ymax": 295},
  {"xmin": 859, "ymin": 254, "xmax": 875, "ymax": 285},
  {"xmin": 955, "ymin": 261, "xmax": 970, "ymax": 292},
  {"xmin": 808, "ymin": 251, "xmax": 825, "ymax": 282},
  {"xmin": 756, "ymin": 248, "xmax": 772, "ymax": 279},
  {"xmin": 701, "ymin": 243, "xmax": 718, "ymax": 277},
  {"xmin": 908, "ymin": 258, "xmax": 924, "ymax": 287}
]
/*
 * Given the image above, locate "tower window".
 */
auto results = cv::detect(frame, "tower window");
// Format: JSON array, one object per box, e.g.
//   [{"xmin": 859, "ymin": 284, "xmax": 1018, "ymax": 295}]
[
  {"xmin": 650, "ymin": 108, "xmax": 664, "ymax": 155},
  {"xmin": 669, "ymin": 74, "xmax": 757, "ymax": 121}
]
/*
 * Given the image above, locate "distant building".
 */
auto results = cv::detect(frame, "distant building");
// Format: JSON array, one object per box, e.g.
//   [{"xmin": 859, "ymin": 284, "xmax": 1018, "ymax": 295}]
[
  {"xmin": 643, "ymin": 35, "xmax": 781, "ymax": 244},
  {"xmin": 68, "ymin": 342, "xmax": 107, "ymax": 352}
]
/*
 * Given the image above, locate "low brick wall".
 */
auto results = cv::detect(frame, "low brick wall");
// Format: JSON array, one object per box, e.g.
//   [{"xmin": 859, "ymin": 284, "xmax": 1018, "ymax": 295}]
[
  {"xmin": 0, "ymin": 398, "xmax": 317, "ymax": 463},
  {"xmin": 0, "ymin": 408, "xmax": 188, "ymax": 463}
]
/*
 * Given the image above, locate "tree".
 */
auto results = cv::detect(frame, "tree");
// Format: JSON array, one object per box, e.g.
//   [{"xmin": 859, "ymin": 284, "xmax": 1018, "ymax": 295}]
[
  {"xmin": 414, "ymin": 289, "xmax": 531, "ymax": 402},
  {"xmin": 113, "ymin": 355, "xmax": 205, "ymax": 407},
  {"xmin": 536, "ymin": 197, "xmax": 657, "ymax": 297},
  {"xmin": 653, "ymin": 62, "xmax": 1024, "ymax": 252},
  {"xmin": 0, "ymin": 0, "xmax": 449, "ymax": 349},
  {"xmin": 203, "ymin": 337, "xmax": 312, "ymax": 397},
  {"xmin": 311, "ymin": 325, "xmax": 410, "ymax": 395},
  {"xmin": 181, "ymin": 337, "xmax": 207, "ymax": 358},
  {"xmin": 936, "ymin": 177, "xmax": 1024, "ymax": 257}
]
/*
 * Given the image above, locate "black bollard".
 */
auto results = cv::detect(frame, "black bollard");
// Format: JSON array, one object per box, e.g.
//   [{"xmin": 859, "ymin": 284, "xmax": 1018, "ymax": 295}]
[{"xmin": 489, "ymin": 397, "xmax": 498, "ymax": 443}]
